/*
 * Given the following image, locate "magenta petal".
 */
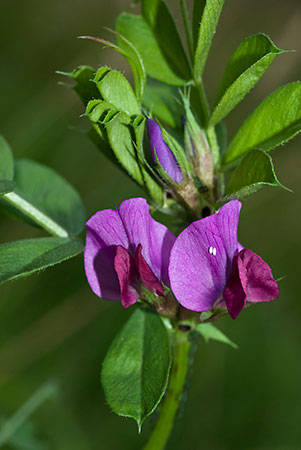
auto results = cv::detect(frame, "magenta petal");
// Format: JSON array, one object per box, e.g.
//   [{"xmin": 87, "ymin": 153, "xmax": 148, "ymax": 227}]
[
  {"xmin": 119, "ymin": 198, "xmax": 176, "ymax": 286},
  {"xmin": 169, "ymin": 200, "xmax": 242, "ymax": 311},
  {"xmin": 238, "ymin": 249, "xmax": 279, "ymax": 303},
  {"xmin": 84, "ymin": 209, "xmax": 129, "ymax": 300},
  {"xmin": 135, "ymin": 244, "xmax": 164, "ymax": 297},
  {"xmin": 114, "ymin": 246, "xmax": 139, "ymax": 309},
  {"xmin": 224, "ymin": 255, "xmax": 247, "ymax": 319},
  {"xmin": 147, "ymin": 119, "xmax": 183, "ymax": 183}
]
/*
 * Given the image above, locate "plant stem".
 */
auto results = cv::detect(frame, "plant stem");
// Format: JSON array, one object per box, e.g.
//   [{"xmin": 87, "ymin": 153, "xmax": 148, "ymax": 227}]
[
  {"xmin": 195, "ymin": 79, "xmax": 210, "ymax": 127},
  {"xmin": 143, "ymin": 328, "xmax": 192, "ymax": 450},
  {"xmin": 2, "ymin": 192, "xmax": 68, "ymax": 237}
]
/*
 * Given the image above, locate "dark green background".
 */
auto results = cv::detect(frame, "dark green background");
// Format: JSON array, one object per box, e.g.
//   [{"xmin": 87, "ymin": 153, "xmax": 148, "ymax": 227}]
[{"xmin": 0, "ymin": 1, "xmax": 300, "ymax": 449}]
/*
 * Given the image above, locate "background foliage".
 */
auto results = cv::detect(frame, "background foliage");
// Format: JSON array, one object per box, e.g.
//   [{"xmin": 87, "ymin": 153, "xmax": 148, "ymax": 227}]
[{"xmin": 0, "ymin": 0, "xmax": 300, "ymax": 449}]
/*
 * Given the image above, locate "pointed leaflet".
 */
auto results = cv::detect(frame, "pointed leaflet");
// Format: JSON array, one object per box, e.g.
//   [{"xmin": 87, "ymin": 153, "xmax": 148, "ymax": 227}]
[
  {"xmin": 0, "ymin": 159, "xmax": 86, "ymax": 236},
  {"xmin": 0, "ymin": 135, "xmax": 15, "ymax": 195},
  {"xmin": 193, "ymin": 0, "xmax": 225, "ymax": 81},
  {"xmin": 141, "ymin": 0, "xmax": 191, "ymax": 80},
  {"xmin": 95, "ymin": 69, "xmax": 140, "ymax": 116},
  {"xmin": 196, "ymin": 323, "xmax": 238, "ymax": 349},
  {"xmin": 223, "ymin": 150, "xmax": 289, "ymax": 200},
  {"xmin": 209, "ymin": 34, "xmax": 286, "ymax": 125},
  {"xmin": 0, "ymin": 237, "xmax": 83, "ymax": 285},
  {"xmin": 101, "ymin": 308, "xmax": 171, "ymax": 430},
  {"xmin": 223, "ymin": 82, "xmax": 301, "ymax": 166},
  {"xmin": 116, "ymin": 13, "xmax": 187, "ymax": 86}
]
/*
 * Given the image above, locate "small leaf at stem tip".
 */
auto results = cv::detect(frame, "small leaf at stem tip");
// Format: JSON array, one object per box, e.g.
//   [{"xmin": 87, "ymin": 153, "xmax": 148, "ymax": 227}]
[
  {"xmin": 196, "ymin": 323, "xmax": 238, "ymax": 349},
  {"xmin": 210, "ymin": 33, "xmax": 288, "ymax": 126},
  {"xmin": 0, "ymin": 237, "xmax": 84, "ymax": 285},
  {"xmin": 222, "ymin": 82, "xmax": 301, "ymax": 166},
  {"xmin": 222, "ymin": 150, "xmax": 291, "ymax": 201},
  {"xmin": 101, "ymin": 307, "xmax": 172, "ymax": 430},
  {"xmin": 57, "ymin": 65, "xmax": 99, "ymax": 105}
]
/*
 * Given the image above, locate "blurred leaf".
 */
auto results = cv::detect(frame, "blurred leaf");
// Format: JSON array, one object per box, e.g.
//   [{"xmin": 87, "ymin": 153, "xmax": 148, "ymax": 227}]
[
  {"xmin": 101, "ymin": 307, "xmax": 171, "ymax": 430},
  {"xmin": 0, "ymin": 237, "xmax": 83, "ymax": 285},
  {"xmin": 192, "ymin": 0, "xmax": 206, "ymax": 49},
  {"xmin": 193, "ymin": 0, "xmax": 225, "ymax": 81},
  {"xmin": 2, "ymin": 159, "xmax": 86, "ymax": 236},
  {"xmin": 223, "ymin": 82, "xmax": 301, "ymax": 166},
  {"xmin": 95, "ymin": 69, "xmax": 140, "ymax": 116},
  {"xmin": 0, "ymin": 134, "xmax": 14, "ymax": 180},
  {"xmin": 58, "ymin": 65, "xmax": 99, "ymax": 105},
  {"xmin": 196, "ymin": 323, "xmax": 238, "ymax": 348},
  {"xmin": 116, "ymin": 13, "xmax": 187, "ymax": 86},
  {"xmin": 9, "ymin": 421, "xmax": 49, "ymax": 450},
  {"xmin": 210, "ymin": 34, "xmax": 286, "ymax": 125},
  {"xmin": 143, "ymin": 78, "xmax": 184, "ymax": 128},
  {"xmin": 141, "ymin": 0, "xmax": 161, "ymax": 26},
  {"xmin": 223, "ymin": 150, "xmax": 289, "ymax": 200},
  {"xmin": 0, "ymin": 180, "xmax": 15, "ymax": 195},
  {"xmin": 141, "ymin": 0, "xmax": 191, "ymax": 80}
]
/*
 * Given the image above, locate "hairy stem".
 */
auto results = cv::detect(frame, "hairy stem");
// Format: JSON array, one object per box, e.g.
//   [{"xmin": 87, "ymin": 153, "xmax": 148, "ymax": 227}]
[
  {"xmin": 2, "ymin": 192, "xmax": 68, "ymax": 237},
  {"xmin": 143, "ymin": 328, "xmax": 192, "ymax": 450}
]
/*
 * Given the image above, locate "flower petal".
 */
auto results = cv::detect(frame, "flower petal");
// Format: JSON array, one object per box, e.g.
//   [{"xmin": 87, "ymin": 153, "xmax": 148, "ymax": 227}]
[
  {"xmin": 238, "ymin": 249, "xmax": 279, "ymax": 303},
  {"xmin": 119, "ymin": 198, "xmax": 176, "ymax": 286},
  {"xmin": 135, "ymin": 244, "xmax": 164, "ymax": 297},
  {"xmin": 223, "ymin": 254, "xmax": 247, "ymax": 319},
  {"xmin": 84, "ymin": 209, "xmax": 129, "ymax": 300},
  {"xmin": 169, "ymin": 200, "xmax": 241, "ymax": 311},
  {"xmin": 147, "ymin": 119, "xmax": 183, "ymax": 183},
  {"xmin": 114, "ymin": 246, "xmax": 139, "ymax": 308}
]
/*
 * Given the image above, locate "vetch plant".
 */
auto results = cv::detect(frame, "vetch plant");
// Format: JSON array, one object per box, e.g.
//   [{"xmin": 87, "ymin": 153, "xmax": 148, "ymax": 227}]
[{"xmin": 1, "ymin": 0, "xmax": 300, "ymax": 449}]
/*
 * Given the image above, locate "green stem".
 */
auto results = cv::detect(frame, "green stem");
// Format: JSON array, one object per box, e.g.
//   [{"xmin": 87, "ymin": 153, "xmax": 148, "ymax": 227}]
[
  {"xmin": 180, "ymin": 0, "xmax": 194, "ymax": 64},
  {"xmin": 195, "ymin": 79, "xmax": 210, "ymax": 127},
  {"xmin": 2, "ymin": 192, "xmax": 68, "ymax": 237},
  {"xmin": 143, "ymin": 328, "xmax": 192, "ymax": 450}
]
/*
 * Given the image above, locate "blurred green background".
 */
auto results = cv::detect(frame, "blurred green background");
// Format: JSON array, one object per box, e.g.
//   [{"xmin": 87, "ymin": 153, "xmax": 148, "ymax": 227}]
[{"xmin": 0, "ymin": 0, "xmax": 300, "ymax": 449}]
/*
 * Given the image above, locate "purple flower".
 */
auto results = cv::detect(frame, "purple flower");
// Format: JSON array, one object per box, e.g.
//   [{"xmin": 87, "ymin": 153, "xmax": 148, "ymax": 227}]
[
  {"xmin": 169, "ymin": 200, "xmax": 279, "ymax": 319},
  {"xmin": 84, "ymin": 197, "xmax": 176, "ymax": 308},
  {"xmin": 147, "ymin": 119, "xmax": 183, "ymax": 183}
]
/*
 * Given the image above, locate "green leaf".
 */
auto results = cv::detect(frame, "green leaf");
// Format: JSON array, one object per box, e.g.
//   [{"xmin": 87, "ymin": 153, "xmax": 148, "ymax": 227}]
[
  {"xmin": 116, "ymin": 13, "xmax": 187, "ymax": 86},
  {"xmin": 0, "ymin": 237, "xmax": 83, "ymax": 285},
  {"xmin": 209, "ymin": 34, "xmax": 286, "ymax": 125},
  {"xmin": 105, "ymin": 111, "xmax": 144, "ymax": 185},
  {"xmin": 101, "ymin": 307, "xmax": 171, "ymax": 430},
  {"xmin": 193, "ymin": 0, "xmax": 225, "ymax": 81},
  {"xmin": 57, "ymin": 65, "xmax": 99, "ymax": 104},
  {"xmin": 223, "ymin": 82, "xmax": 301, "ymax": 166},
  {"xmin": 142, "ymin": 78, "xmax": 184, "ymax": 128},
  {"xmin": 1, "ymin": 159, "xmax": 86, "ymax": 236},
  {"xmin": 223, "ymin": 150, "xmax": 289, "ymax": 200},
  {"xmin": 192, "ymin": 1, "xmax": 206, "ymax": 49},
  {"xmin": 141, "ymin": 0, "xmax": 191, "ymax": 80},
  {"xmin": 0, "ymin": 135, "xmax": 14, "ymax": 180},
  {"xmin": 0, "ymin": 180, "xmax": 15, "ymax": 196},
  {"xmin": 95, "ymin": 69, "xmax": 140, "ymax": 116},
  {"xmin": 196, "ymin": 323, "xmax": 238, "ymax": 349}
]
